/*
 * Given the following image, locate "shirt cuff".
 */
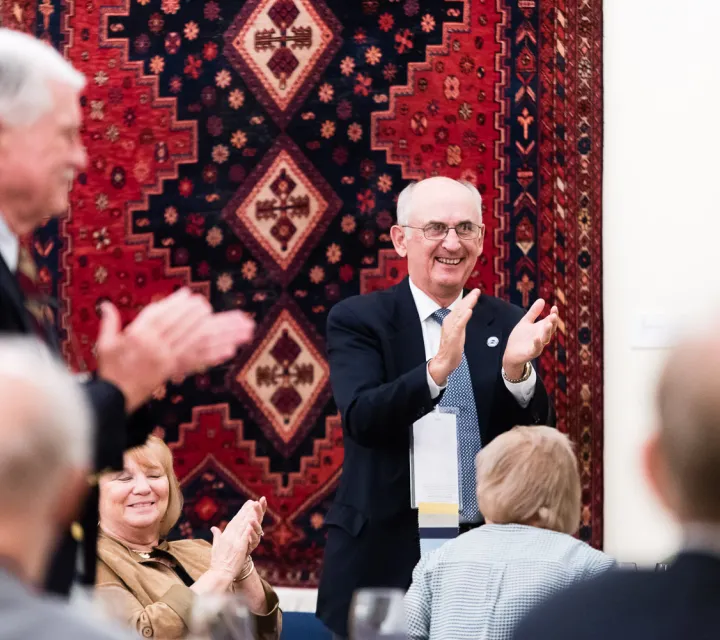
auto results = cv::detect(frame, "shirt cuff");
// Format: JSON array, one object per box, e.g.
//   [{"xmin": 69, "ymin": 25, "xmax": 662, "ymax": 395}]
[
  {"xmin": 426, "ymin": 361, "xmax": 447, "ymax": 400},
  {"xmin": 502, "ymin": 364, "xmax": 537, "ymax": 408}
]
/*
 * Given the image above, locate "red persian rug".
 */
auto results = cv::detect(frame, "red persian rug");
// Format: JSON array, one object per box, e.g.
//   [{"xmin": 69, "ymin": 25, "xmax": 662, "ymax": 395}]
[{"xmin": 5, "ymin": 0, "xmax": 603, "ymax": 587}]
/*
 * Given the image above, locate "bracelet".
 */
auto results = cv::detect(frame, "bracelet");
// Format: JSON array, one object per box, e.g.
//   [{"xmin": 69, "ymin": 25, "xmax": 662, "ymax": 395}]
[
  {"xmin": 502, "ymin": 362, "xmax": 532, "ymax": 384},
  {"xmin": 235, "ymin": 558, "xmax": 254, "ymax": 582}
]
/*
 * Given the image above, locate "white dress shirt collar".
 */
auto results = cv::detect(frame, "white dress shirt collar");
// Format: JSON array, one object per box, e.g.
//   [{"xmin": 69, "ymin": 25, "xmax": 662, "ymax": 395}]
[
  {"xmin": 408, "ymin": 278, "xmax": 464, "ymax": 323},
  {"xmin": 0, "ymin": 213, "xmax": 19, "ymax": 273}
]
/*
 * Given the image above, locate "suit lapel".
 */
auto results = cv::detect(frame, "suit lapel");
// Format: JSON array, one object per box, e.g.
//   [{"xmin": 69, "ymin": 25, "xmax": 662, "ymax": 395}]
[
  {"xmin": 464, "ymin": 293, "xmax": 501, "ymax": 442},
  {"xmin": 387, "ymin": 279, "xmax": 503, "ymax": 390},
  {"xmin": 0, "ymin": 252, "xmax": 33, "ymax": 335},
  {"xmin": 0, "ymin": 252, "xmax": 60, "ymax": 354},
  {"xmin": 389, "ymin": 278, "xmax": 427, "ymax": 375}
]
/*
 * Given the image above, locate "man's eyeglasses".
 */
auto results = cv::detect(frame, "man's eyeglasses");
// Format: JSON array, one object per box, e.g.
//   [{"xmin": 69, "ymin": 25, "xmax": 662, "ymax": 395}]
[{"xmin": 402, "ymin": 221, "xmax": 483, "ymax": 241}]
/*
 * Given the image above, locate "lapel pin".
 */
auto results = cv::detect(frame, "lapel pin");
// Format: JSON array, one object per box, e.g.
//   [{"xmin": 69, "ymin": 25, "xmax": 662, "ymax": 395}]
[{"xmin": 487, "ymin": 336, "xmax": 499, "ymax": 348}]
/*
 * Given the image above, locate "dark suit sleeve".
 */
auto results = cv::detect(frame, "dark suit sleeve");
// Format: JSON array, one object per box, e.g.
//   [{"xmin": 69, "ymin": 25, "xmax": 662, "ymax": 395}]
[
  {"xmin": 327, "ymin": 302, "xmax": 438, "ymax": 448},
  {"xmin": 486, "ymin": 307, "xmax": 554, "ymax": 443},
  {"xmin": 511, "ymin": 580, "xmax": 599, "ymax": 640},
  {"xmin": 82, "ymin": 379, "xmax": 155, "ymax": 472},
  {"xmin": 512, "ymin": 604, "xmax": 571, "ymax": 640}
]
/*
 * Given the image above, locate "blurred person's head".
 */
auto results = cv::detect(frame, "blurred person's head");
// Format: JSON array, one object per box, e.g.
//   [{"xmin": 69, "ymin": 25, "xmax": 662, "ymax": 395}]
[
  {"xmin": 390, "ymin": 177, "xmax": 485, "ymax": 307},
  {"xmin": 0, "ymin": 29, "xmax": 87, "ymax": 236},
  {"xmin": 476, "ymin": 426, "xmax": 582, "ymax": 534},
  {"xmin": 0, "ymin": 337, "xmax": 93, "ymax": 585},
  {"xmin": 644, "ymin": 333, "xmax": 720, "ymax": 524},
  {"xmin": 99, "ymin": 437, "xmax": 182, "ymax": 545}
]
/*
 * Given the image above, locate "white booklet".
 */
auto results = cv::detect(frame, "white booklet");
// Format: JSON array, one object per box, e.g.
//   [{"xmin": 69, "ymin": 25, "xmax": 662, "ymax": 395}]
[{"xmin": 410, "ymin": 408, "xmax": 460, "ymax": 508}]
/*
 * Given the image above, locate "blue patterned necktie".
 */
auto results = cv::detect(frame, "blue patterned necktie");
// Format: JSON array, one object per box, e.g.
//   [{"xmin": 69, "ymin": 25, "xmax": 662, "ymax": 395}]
[{"xmin": 431, "ymin": 308, "xmax": 482, "ymax": 522}]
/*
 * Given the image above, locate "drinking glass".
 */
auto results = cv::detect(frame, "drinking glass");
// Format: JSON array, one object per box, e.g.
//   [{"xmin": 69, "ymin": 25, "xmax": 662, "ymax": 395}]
[
  {"xmin": 188, "ymin": 592, "xmax": 255, "ymax": 640},
  {"xmin": 348, "ymin": 588, "xmax": 407, "ymax": 639}
]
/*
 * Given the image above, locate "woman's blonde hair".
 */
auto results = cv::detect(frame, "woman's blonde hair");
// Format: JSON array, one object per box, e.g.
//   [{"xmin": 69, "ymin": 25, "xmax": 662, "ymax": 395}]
[
  {"xmin": 475, "ymin": 426, "xmax": 581, "ymax": 534},
  {"xmin": 126, "ymin": 436, "xmax": 183, "ymax": 537}
]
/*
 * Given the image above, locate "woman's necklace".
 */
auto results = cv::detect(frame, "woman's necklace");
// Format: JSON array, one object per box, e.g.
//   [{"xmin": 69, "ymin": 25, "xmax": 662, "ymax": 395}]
[{"xmin": 130, "ymin": 548, "xmax": 153, "ymax": 559}]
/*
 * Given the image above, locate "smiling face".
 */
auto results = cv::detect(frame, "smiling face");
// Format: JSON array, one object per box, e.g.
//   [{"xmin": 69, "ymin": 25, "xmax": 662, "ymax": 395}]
[
  {"xmin": 99, "ymin": 453, "xmax": 170, "ymax": 540},
  {"xmin": 391, "ymin": 177, "xmax": 485, "ymax": 305},
  {"xmin": 0, "ymin": 80, "xmax": 87, "ymax": 235}
]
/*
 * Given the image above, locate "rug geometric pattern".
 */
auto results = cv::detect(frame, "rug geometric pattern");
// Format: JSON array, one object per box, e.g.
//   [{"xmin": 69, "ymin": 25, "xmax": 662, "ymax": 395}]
[{"xmin": 3, "ymin": 0, "xmax": 603, "ymax": 586}]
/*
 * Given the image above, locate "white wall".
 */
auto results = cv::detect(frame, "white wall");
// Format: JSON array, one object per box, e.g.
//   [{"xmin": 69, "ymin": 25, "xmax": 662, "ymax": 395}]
[{"xmin": 603, "ymin": 0, "xmax": 720, "ymax": 563}]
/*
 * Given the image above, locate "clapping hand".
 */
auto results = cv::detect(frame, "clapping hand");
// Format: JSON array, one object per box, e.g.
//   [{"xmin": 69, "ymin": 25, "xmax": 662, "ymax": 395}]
[
  {"xmin": 502, "ymin": 299, "xmax": 559, "ymax": 378},
  {"xmin": 427, "ymin": 289, "xmax": 481, "ymax": 386},
  {"xmin": 96, "ymin": 287, "xmax": 255, "ymax": 412},
  {"xmin": 209, "ymin": 498, "xmax": 267, "ymax": 580}
]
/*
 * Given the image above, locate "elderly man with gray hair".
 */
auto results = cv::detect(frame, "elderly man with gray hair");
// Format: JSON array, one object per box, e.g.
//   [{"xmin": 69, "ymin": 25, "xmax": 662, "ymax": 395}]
[
  {"xmin": 405, "ymin": 426, "xmax": 615, "ymax": 640},
  {"xmin": 0, "ymin": 28, "xmax": 255, "ymax": 596},
  {"xmin": 0, "ymin": 337, "xmax": 134, "ymax": 639},
  {"xmin": 317, "ymin": 176, "xmax": 559, "ymax": 637}
]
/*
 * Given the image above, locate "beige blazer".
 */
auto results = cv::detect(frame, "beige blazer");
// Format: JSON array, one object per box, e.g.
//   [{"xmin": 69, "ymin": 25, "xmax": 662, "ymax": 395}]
[{"xmin": 96, "ymin": 532, "xmax": 281, "ymax": 639}]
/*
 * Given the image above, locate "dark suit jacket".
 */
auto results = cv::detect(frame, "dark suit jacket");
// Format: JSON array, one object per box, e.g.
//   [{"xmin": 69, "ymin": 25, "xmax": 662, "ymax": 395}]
[
  {"xmin": 512, "ymin": 552, "xmax": 720, "ymax": 640},
  {"xmin": 316, "ymin": 278, "xmax": 553, "ymax": 636},
  {"xmin": 0, "ymin": 252, "xmax": 153, "ymax": 594}
]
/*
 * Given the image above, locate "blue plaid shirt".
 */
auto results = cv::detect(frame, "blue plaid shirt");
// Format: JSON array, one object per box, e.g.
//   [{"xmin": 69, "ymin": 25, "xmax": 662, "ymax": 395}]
[{"xmin": 405, "ymin": 524, "xmax": 615, "ymax": 640}]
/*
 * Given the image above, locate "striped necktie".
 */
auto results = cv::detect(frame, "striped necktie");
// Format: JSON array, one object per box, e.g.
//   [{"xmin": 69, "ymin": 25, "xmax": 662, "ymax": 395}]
[{"xmin": 15, "ymin": 244, "xmax": 53, "ymax": 345}]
